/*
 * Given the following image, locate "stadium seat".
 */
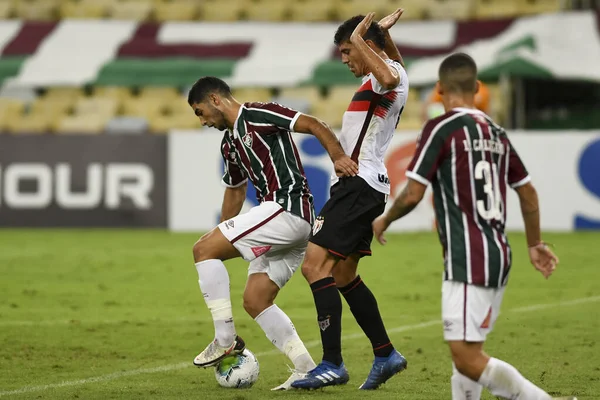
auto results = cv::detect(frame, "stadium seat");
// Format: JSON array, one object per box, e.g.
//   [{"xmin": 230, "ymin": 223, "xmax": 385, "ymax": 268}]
[
  {"xmin": 5, "ymin": 112, "xmax": 58, "ymax": 134},
  {"xmin": 199, "ymin": 0, "xmax": 247, "ymax": 22},
  {"xmin": 14, "ymin": 0, "xmax": 59, "ymax": 20},
  {"xmin": 0, "ymin": 1, "xmax": 13, "ymax": 18},
  {"xmin": 60, "ymin": 0, "xmax": 111, "ymax": 19},
  {"xmin": 517, "ymin": 0, "xmax": 561, "ymax": 15},
  {"xmin": 288, "ymin": 0, "xmax": 334, "ymax": 22},
  {"xmin": 54, "ymin": 113, "xmax": 108, "ymax": 134},
  {"xmin": 245, "ymin": 0, "xmax": 290, "ymax": 22},
  {"xmin": 329, "ymin": 85, "xmax": 358, "ymax": 104},
  {"xmin": 73, "ymin": 97, "xmax": 120, "ymax": 118},
  {"xmin": 122, "ymin": 96, "xmax": 169, "ymax": 118},
  {"xmin": 139, "ymin": 86, "xmax": 182, "ymax": 101},
  {"xmin": 232, "ymin": 87, "xmax": 273, "ymax": 103},
  {"xmin": 108, "ymin": 0, "xmax": 153, "ymax": 20},
  {"xmin": 425, "ymin": 0, "xmax": 474, "ymax": 20},
  {"xmin": 0, "ymin": 99, "xmax": 25, "ymax": 132},
  {"xmin": 311, "ymin": 97, "xmax": 345, "ymax": 129},
  {"xmin": 149, "ymin": 112, "xmax": 199, "ymax": 133},
  {"xmin": 333, "ymin": 0, "xmax": 420, "ymax": 21},
  {"xmin": 43, "ymin": 87, "xmax": 85, "ymax": 100},
  {"xmin": 474, "ymin": 0, "xmax": 520, "ymax": 19},
  {"xmin": 93, "ymin": 86, "xmax": 133, "ymax": 105},
  {"xmin": 153, "ymin": 0, "xmax": 199, "ymax": 21}
]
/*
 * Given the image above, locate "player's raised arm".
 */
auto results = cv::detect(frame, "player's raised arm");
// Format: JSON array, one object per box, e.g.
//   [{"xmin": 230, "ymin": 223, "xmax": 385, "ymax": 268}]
[
  {"xmin": 350, "ymin": 12, "xmax": 400, "ymax": 91},
  {"xmin": 377, "ymin": 8, "xmax": 405, "ymax": 68},
  {"xmin": 293, "ymin": 114, "xmax": 358, "ymax": 178}
]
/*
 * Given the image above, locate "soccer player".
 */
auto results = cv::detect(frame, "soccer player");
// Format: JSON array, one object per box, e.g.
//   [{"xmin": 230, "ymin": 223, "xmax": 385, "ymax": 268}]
[
  {"xmin": 187, "ymin": 76, "xmax": 358, "ymax": 390},
  {"xmin": 292, "ymin": 10, "xmax": 409, "ymax": 390},
  {"xmin": 372, "ymin": 53, "xmax": 576, "ymax": 400}
]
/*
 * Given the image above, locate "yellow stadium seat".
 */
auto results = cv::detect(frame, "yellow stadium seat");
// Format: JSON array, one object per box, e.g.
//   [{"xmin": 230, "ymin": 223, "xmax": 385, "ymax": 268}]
[
  {"xmin": 14, "ymin": 0, "xmax": 59, "ymax": 20},
  {"xmin": 60, "ymin": 0, "xmax": 111, "ymax": 18},
  {"xmin": 108, "ymin": 0, "xmax": 153, "ymax": 20},
  {"xmin": 377, "ymin": 0, "xmax": 425, "ymax": 20},
  {"xmin": 165, "ymin": 96, "xmax": 190, "ymax": 114},
  {"xmin": 55, "ymin": 114, "xmax": 108, "ymax": 134},
  {"xmin": 73, "ymin": 97, "xmax": 119, "ymax": 118},
  {"xmin": 311, "ymin": 98, "xmax": 345, "ymax": 129},
  {"xmin": 518, "ymin": 0, "xmax": 561, "ymax": 15},
  {"xmin": 199, "ymin": 0, "xmax": 246, "ymax": 22},
  {"xmin": 289, "ymin": 0, "xmax": 334, "ymax": 22},
  {"xmin": 43, "ymin": 87, "xmax": 85, "ymax": 100},
  {"xmin": 333, "ymin": 0, "xmax": 410, "ymax": 21},
  {"xmin": 149, "ymin": 113, "xmax": 200, "ymax": 133},
  {"xmin": 0, "ymin": 99, "xmax": 25, "ymax": 131},
  {"xmin": 397, "ymin": 115, "xmax": 423, "ymax": 131},
  {"xmin": 278, "ymin": 86, "xmax": 323, "ymax": 106},
  {"xmin": 232, "ymin": 87, "xmax": 273, "ymax": 103},
  {"xmin": 94, "ymin": 86, "xmax": 133, "ymax": 105},
  {"xmin": 5, "ymin": 112, "xmax": 57, "ymax": 134},
  {"xmin": 328, "ymin": 85, "xmax": 358, "ymax": 104},
  {"xmin": 139, "ymin": 87, "xmax": 182, "ymax": 101},
  {"xmin": 425, "ymin": 0, "xmax": 474, "ymax": 20},
  {"xmin": 153, "ymin": 0, "xmax": 199, "ymax": 21},
  {"xmin": 245, "ymin": 0, "xmax": 289, "ymax": 22},
  {"xmin": 474, "ymin": 0, "xmax": 520, "ymax": 19},
  {"xmin": 122, "ymin": 96, "xmax": 169, "ymax": 118},
  {"xmin": 0, "ymin": 1, "xmax": 13, "ymax": 18}
]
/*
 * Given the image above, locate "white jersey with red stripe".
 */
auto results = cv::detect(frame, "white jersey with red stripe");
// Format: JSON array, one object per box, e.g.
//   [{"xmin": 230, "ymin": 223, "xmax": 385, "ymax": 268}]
[{"xmin": 332, "ymin": 59, "xmax": 409, "ymax": 195}]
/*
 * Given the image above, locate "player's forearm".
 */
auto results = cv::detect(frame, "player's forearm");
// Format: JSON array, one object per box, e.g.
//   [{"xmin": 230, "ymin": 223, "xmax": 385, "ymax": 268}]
[
  {"xmin": 351, "ymin": 36, "xmax": 399, "ymax": 89},
  {"xmin": 383, "ymin": 30, "xmax": 404, "ymax": 67},
  {"xmin": 305, "ymin": 118, "xmax": 346, "ymax": 162},
  {"xmin": 517, "ymin": 184, "xmax": 542, "ymax": 247},
  {"xmin": 384, "ymin": 184, "xmax": 421, "ymax": 223},
  {"xmin": 220, "ymin": 184, "xmax": 247, "ymax": 222}
]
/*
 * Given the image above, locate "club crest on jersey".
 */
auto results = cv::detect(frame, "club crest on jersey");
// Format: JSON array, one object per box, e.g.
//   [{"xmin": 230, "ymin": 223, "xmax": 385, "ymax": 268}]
[
  {"xmin": 243, "ymin": 132, "xmax": 253, "ymax": 147},
  {"xmin": 312, "ymin": 216, "xmax": 324, "ymax": 235}
]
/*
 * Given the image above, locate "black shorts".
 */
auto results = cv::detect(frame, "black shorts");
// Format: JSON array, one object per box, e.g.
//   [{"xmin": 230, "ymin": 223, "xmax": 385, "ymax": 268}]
[{"xmin": 309, "ymin": 176, "xmax": 386, "ymax": 259}]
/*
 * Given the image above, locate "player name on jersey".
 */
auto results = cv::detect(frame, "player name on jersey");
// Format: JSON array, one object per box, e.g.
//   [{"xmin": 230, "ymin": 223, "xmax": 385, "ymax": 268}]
[{"xmin": 462, "ymin": 139, "xmax": 505, "ymax": 155}]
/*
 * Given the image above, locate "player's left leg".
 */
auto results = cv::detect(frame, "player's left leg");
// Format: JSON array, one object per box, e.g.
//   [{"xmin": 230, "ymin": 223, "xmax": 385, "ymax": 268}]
[
  {"xmin": 243, "ymin": 246, "xmax": 316, "ymax": 390},
  {"xmin": 444, "ymin": 281, "xmax": 555, "ymax": 399},
  {"xmin": 333, "ymin": 254, "xmax": 407, "ymax": 390},
  {"xmin": 192, "ymin": 227, "xmax": 245, "ymax": 367}
]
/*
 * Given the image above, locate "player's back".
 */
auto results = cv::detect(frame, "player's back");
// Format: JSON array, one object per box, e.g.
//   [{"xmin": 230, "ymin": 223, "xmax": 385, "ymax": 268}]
[{"xmin": 407, "ymin": 107, "xmax": 530, "ymax": 288}]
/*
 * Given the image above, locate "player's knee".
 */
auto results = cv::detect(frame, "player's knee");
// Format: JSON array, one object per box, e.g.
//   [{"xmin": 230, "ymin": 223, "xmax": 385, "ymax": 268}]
[
  {"xmin": 192, "ymin": 235, "xmax": 211, "ymax": 262},
  {"xmin": 449, "ymin": 343, "xmax": 484, "ymax": 380},
  {"xmin": 242, "ymin": 294, "xmax": 271, "ymax": 319}
]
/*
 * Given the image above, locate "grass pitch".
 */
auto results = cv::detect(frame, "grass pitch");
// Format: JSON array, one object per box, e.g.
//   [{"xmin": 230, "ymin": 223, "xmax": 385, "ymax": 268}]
[{"xmin": 0, "ymin": 230, "xmax": 598, "ymax": 399}]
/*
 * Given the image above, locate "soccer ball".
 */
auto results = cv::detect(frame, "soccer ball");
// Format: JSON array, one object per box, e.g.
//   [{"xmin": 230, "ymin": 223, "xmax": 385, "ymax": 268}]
[{"xmin": 214, "ymin": 349, "xmax": 260, "ymax": 388}]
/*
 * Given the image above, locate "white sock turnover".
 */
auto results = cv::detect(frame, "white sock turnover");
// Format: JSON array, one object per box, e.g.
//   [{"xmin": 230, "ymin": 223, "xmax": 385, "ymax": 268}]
[
  {"xmin": 255, "ymin": 304, "xmax": 316, "ymax": 373},
  {"xmin": 196, "ymin": 259, "xmax": 236, "ymax": 347},
  {"xmin": 478, "ymin": 357, "xmax": 551, "ymax": 400}
]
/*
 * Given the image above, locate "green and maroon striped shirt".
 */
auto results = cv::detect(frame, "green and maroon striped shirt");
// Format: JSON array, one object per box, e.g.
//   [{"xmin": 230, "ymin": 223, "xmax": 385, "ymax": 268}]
[
  {"xmin": 221, "ymin": 102, "xmax": 315, "ymax": 224},
  {"xmin": 406, "ymin": 108, "xmax": 530, "ymax": 288}
]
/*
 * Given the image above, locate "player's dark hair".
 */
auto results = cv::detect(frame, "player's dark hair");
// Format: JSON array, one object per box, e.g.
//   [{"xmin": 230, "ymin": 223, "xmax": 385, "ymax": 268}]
[
  {"xmin": 438, "ymin": 53, "xmax": 478, "ymax": 94},
  {"xmin": 187, "ymin": 76, "xmax": 232, "ymax": 105},
  {"xmin": 334, "ymin": 15, "xmax": 386, "ymax": 50}
]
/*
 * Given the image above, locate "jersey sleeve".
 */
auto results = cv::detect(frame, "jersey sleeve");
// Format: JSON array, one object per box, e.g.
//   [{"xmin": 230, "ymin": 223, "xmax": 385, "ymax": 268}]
[
  {"xmin": 244, "ymin": 102, "xmax": 302, "ymax": 132},
  {"xmin": 221, "ymin": 146, "xmax": 247, "ymax": 188},
  {"xmin": 507, "ymin": 140, "xmax": 531, "ymax": 188},
  {"xmin": 370, "ymin": 59, "xmax": 406, "ymax": 95},
  {"xmin": 405, "ymin": 119, "xmax": 447, "ymax": 185}
]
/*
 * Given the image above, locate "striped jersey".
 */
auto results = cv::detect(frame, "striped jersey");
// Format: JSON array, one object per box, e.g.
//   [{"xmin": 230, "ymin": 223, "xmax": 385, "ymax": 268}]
[
  {"xmin": 221, "ymin": 102, "xmax": 315, "ymax": 224},
  {"xmin": 406, "ymin": 108, "xmax": 530, "ymax": 288},
  {"xmin": 332, "ymin": 59, "xmax": 409, "ymax": 194}
]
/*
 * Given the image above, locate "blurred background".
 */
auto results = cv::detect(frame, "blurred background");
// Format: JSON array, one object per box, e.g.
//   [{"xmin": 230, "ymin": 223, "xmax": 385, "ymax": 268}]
[{"xmin": 0, "ymin": 0, "xmax": 599, "ymax": 231}]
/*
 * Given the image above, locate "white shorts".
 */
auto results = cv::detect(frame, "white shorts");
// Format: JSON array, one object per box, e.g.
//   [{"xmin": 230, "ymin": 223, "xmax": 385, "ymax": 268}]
[
  {"xmin": 442, "ymin": 280, "xmax": 505, "ymax": 342},
  {"xmin": 218, "ymin": 201, "xmax": 311, "ymax": 288}
]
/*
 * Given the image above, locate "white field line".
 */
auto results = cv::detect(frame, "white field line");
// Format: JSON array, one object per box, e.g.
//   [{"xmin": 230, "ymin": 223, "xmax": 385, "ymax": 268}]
[{"xmin": 0, "ymin": 295, "xmax": 598, "ymax": 397}]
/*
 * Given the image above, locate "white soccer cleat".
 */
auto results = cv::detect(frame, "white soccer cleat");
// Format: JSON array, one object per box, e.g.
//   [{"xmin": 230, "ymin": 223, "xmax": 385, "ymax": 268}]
[
  {"xmin": 193, "ymin": 335, "xmax": 245, "ymax": 368},
  {"xmin": 271, "ymin": 369, "xmax": 307, "ymax": 391}
]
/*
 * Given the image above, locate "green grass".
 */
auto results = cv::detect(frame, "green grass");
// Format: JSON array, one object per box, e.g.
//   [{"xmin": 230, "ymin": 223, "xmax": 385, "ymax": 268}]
[{"xmin": 0, "ymin": 230, "xmax": 598, "ymax": 399}]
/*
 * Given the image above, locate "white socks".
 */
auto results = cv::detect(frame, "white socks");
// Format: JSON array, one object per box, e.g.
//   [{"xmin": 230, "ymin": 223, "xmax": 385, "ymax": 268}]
[
  {"xmin": 478, "ymin": 357, "xmax": 552, "ymax": 400},
  {"xmin": 195, "ymin": 260, "xmax": 236, "ymax": 347},
  {"xmin": 255, "ymin": 304, "xmax": 316, "ymax": 373},
  {"xmin": 452, "ymin": 363, "xmax": 483, "ymax": 400}
]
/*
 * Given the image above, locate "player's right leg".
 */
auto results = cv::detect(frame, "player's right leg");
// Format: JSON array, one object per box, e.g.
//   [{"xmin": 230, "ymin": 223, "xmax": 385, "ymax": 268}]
[
  {"xmin": 192, "ymin": 227, "xmax": 245, "ymax": 368},
  {"xmin": 334, "ymin": 254, "xmax": 407, "ymax": 390},
  {"xmin": 443, "ymin": 280, "xmax": 556, "ymax": 399}
]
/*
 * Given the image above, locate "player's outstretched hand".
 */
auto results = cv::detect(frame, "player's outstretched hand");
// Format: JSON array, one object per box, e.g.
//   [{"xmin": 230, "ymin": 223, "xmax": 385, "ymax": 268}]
[
  {"xmin": 350, "ymin": 12, "xmax": 375, "ymax": 42},
  {"xmin": 378, "ymin": 8, "xmax": 404, "ymax": 31},
  {"xmin": 372, "ymin": 215, "xmax": 390, "ymax": 245},
  {"xmin": 334, "ymin": 155, "xmax": 358, "ymax": 177},
  {"xmin": 528, "ymin": 242, "xmax": 559, "ymax": 279}
]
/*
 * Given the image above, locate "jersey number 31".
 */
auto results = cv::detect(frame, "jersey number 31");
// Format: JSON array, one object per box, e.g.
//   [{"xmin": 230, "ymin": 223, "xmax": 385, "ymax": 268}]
[{"xmin": 475, "ymin": 160, "xmax": 503, "ymax": 221}]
